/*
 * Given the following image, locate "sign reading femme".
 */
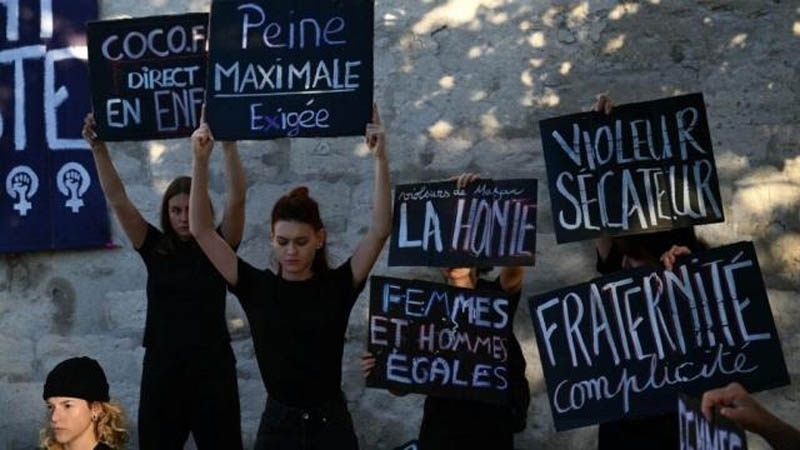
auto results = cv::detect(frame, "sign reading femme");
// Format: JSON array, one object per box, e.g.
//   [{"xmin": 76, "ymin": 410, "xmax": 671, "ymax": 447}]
[
  {"xmin": 87, "ymin": 13, "xmax": 208, "ymax": 140},
  {"xmin": 539, "ymin": 93, "xmax": 724, "ymax": 243},
  {"xmin": 679, "ymin": 393, "xmax": 748, "ymax": 450},
  {"xmin": 206, "ymin": 0, "xmax": 373, "ymax": 139},
  {"xmin": 367, "ymin": 276, "xmax": 512, "ymax": 405},
  {"xmin": 528, "ymin": 242, "xmax": 788, "ymax": 431},
  {"xmin": 0, "ymin": 0, "xmax": 111, "ymax": 252},
  {"xmin": 388, "ymin": 179, "xmax": 537, "ymax": 267}
]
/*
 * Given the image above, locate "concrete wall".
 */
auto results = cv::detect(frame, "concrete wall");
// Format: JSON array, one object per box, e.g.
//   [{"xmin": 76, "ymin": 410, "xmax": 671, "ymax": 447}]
[{"xmin": 2, "ymin": 1, "xmax": 799, "ymax": 449}]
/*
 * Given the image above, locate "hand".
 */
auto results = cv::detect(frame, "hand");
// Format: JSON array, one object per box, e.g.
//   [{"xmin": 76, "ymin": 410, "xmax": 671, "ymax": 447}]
[
  {"xmin": 450, "ymin": 172, "xmax": 481, "ymax": 189},
  {"xmin": 361, "ymin": 352, "xmax": 376, "ymax": 379},
  {"xmin": 82, "ymin": 113, "xmax": 103, "ymax": 149},
  {"xmin": 192, "ymin": 106, "xmax": 215, "ymax": 160},
  {"xmin": 365, "ymin": 103, "xmax": 386, "ymax": 159},
  {"xmin": 660, "ymin": 245, "xmax": 691, "ymax": 271},
  {"xmin": 701, "ymin": 383, "xmax": 778, "ymax": 436},
  {"xmin": 593, "ymin": 93, "xmax": 614, "ymax": 115}
]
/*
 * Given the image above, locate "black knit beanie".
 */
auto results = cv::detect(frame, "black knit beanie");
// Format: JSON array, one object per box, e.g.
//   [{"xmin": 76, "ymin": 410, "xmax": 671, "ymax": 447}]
[{"xmin": 43, "ymin": 357, "xmax": 110, "ymax": 402}]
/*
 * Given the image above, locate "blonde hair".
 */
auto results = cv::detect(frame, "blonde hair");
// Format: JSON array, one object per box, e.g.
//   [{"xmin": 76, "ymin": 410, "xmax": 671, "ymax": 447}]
[{"xmin": 39, "ymin": 401, "xmax": 129, "ymax": 450}]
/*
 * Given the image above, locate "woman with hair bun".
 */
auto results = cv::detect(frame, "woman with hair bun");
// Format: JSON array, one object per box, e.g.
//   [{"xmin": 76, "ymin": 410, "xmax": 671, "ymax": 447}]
[
  {"xmin": 40, "ymin": 356, "xmax": 128, "ymax": 450},
  {"xmin": 189, "ymin": 105, "xmax": 391, "ymax": 449}
]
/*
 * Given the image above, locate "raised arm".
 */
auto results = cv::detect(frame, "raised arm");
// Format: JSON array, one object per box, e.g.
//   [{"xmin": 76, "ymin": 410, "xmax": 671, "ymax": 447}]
[
  {"xmin": 702, "ymin": 383, "xmax": 800, "ymax": 450},
  {"xmin": 82, "ymin": 114, "xmax": 147, "ymax": 248},
  {"xmin": 592, "ymin": 93, "xmax": 615, "ymax": 264},
  {"xmin": 189, "ymin": 115, "xmax": 239, "ymax": 285},
  {"xmin": 350, "ymin": 104, "xmax": 391, "ymax": 287},
  {"xmin": 219, "ymin": 141, "xmax": 246, "ymax": 247},
  {"xmin": 499, "ymin": 266, "xmax": 524, "ymax": 294}
]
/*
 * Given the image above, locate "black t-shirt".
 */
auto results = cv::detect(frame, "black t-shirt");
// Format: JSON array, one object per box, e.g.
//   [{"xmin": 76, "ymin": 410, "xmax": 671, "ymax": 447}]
[
  {"xmin": 94, "ymin": 443, "xmax": 112, "ymax": 450},
  {"xmin": 136, "ymin": 224, "xmax": 232, "ymax": 352},
  {"xmin": 596, "ymin": 243, "xmax": 678, "ymax": 450},
  {"xmin": 422, "ymin": 277, "xmax": 526, "ymax": 428},
  {"xmin": 229, "ymin": 257, "xmax": 366, "ymax": 408}
]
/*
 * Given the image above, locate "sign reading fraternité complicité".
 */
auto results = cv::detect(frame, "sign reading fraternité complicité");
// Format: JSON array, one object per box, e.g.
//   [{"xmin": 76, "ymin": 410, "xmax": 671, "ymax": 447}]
[{"xmin": 529, "ymin": 242, "xmax": 788, "ymax": 430}]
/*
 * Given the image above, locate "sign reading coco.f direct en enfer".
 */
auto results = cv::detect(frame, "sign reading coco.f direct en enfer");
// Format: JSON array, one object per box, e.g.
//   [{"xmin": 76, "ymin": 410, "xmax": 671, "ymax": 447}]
[{"xmin": 87, "ymin": 13, "xmax": 209, "ymax": 140}]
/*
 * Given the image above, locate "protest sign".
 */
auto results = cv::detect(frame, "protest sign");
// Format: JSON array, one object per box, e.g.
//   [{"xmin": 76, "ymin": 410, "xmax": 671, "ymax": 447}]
[
  {"xmin": 87, "ymin": 13, "xmax": 208, "ymax": 140},
  {"xmin": 388, "ymin": 179, "xmax": 537, "ymax": 267},
  {"xmin": 367, "ymin": 276, "xmax": 512, "ymax": 405},
  {"xmin": 392, "ymin": 440, "xmax": 419, "ymax": 450},
  {"xmin": 0, "ymin": 0, "xmax": 110, "ymax": 252},
  {"xmin": 529, "ymin": 241, "xmax": 789, "ymax": 430},
  {"xmin": 539, "ymin": 93, "xmax": 724, "ymax": 243},
  {"xmin": 679, "ymin": 393, "xmax": 748, "ymax": 450},
  {"xmin": 206, "ymin": 0, "xmax": 373, "ymax": 139}
]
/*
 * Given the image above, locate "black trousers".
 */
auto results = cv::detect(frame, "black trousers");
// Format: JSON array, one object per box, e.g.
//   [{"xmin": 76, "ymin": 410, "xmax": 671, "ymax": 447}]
[
  {"xmin": 253, "ymin": 392, "xmax": 358, "ymax": 450},
  {"xmin": 138, "ymin": 345, "xmax": 243, "ymax": 450},
  {"xmin": 418, "ymin": 396, "xmax": 514, "ymax": 450},
  {"xmin": 598, "ymin": 412, "xmax": 679, "ymax": 450}
]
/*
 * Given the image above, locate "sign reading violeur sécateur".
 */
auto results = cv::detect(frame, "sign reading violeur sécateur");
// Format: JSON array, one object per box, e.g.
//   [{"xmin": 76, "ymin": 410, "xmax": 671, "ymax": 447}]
[{"xmin": 539, "ymin": 93, "xmax": 724, "ymax": 243}]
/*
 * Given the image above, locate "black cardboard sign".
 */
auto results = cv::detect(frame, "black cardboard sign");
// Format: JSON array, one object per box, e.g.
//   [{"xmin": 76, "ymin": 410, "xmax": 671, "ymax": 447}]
[
  {"xmin": 205, "ymin": 0, "xmax": 373, "ymax": 139},
  {"xmin": 392, "ymin": 440, "xmax": 419, "ymax": 450},
  {"xmin": 367, "ymin": 276, "xmax": 512, "ymax": 405},
  {"xmin": 539, "ymin": 93, "xmax": 724, "ymax": 243},
  {"xmin": 528, "ymin": 241, "xmax": 789, "ymax": 431},
  {"xmin": 88, "ymin": 13, "xmax": 208, "ymax": 140},
  {"xmin": 679, "ymin": 393, "xmax": 748, "ymax": 450},
  {"xmin": 388, "ymin": 179, "xmax": 537, "ymax": 267}
]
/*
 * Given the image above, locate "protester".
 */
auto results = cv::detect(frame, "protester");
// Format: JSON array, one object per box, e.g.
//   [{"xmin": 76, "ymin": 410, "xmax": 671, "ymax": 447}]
[
  {"xmin": 40, "ymin": 357, "xmax": 128, "ymax": 450},
  {"xmin": 591, "ymin": 93, "xmax": 711, "ymax": 450},
  {"xmin": 82, "ymin": 114, "xmax": 245, "ymax": 449},
  {"xmin": 362, "ymin": 172, "xmax": 529, "ymax": 450},
  {"xmin": 189, "ymin": 104, "xmax": 391, "ymax": 449}
]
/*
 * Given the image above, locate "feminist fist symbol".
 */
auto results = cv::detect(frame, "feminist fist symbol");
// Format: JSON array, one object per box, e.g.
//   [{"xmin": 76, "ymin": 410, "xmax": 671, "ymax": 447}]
[
  {"xmin": 5, "ymin": 166, "xmax": 39, "ymax": 216},
  {"xmin": 56, "ymin": 162, "xmax": 91, "ymax": 213}
]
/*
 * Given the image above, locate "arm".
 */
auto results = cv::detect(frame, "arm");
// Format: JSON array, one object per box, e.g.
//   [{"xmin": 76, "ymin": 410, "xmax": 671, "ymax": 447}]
[
  {"xmin": 350, "ymin": 104, "xmax": 391, "ymax": 287},
  {"xmin": 499, "ymin": 266, "xmax": 524, "ymax": 294},
  {"xmin": 660, "ymin": 245, "xmax": 691, "ymax": 271},
  {"xmin": 219, "ymin": 141, "xmax": 246, "ymax": 247},
  {"xmin": 702, "ymin": 383, "xmax": 800, "ymax": 450},
  {"xmin": 82, "ymin": 114, "xmax": 147, "ymax": 248},
  {"xmin": 591, "ymin": 93, "xmax": 615, "ymax": 264},
  {"xmin": 595, "ymin": 236, "xmax": 614, "ymax": 263},
  {"xmin": 189, "ymin": 117, "xmax": 239, "ymax": 285}
]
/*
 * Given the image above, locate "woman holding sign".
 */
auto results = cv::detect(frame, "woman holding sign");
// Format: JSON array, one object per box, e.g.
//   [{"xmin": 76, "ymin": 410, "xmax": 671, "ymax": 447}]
[
  {"xmin": 82, "ymin": 114, "xmax": 245, "ymax": 449},
  {"xmin": 362, "ymin": 173, "xmax": 530, "ymax": 450},
  {"xmin": 593, "ymin": 88, "xmax": 709, "ymax": 450},
  {"xmin": 189, "ymin": 105, "xmax": 391, "ymax": 449}
]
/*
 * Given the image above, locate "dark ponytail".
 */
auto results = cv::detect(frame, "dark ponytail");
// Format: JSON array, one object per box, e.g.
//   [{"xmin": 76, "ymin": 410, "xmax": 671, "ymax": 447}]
[{"xmin": 271, "ymin": 186, "xmax": 329, "ymax": 274}]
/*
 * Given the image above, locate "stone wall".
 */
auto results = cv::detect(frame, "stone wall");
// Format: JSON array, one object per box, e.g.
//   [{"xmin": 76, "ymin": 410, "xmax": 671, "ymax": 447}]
[{"xmin": 1, "ymin": 1, "xmax": 799, "ymax": 449}]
